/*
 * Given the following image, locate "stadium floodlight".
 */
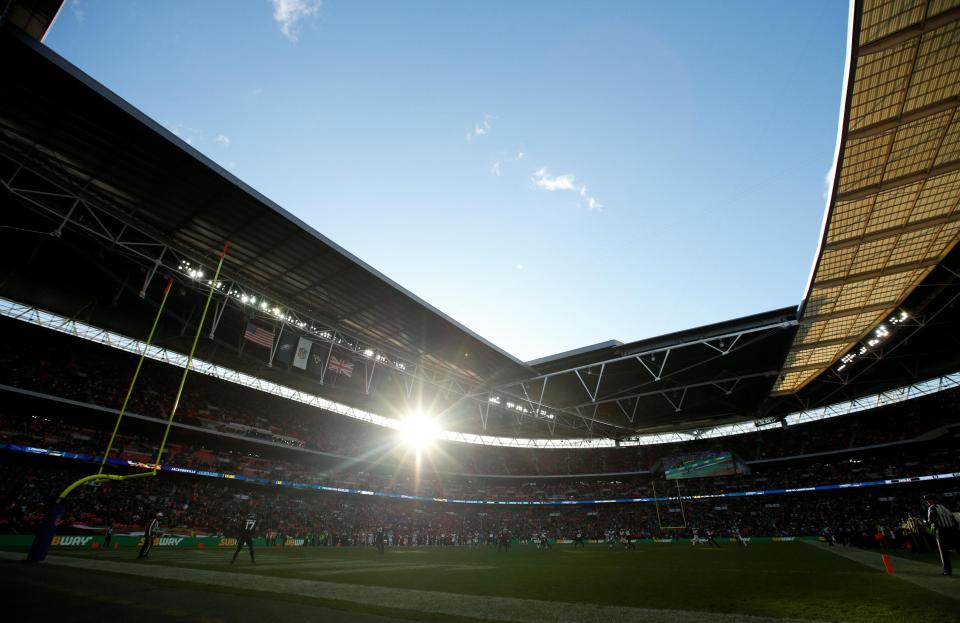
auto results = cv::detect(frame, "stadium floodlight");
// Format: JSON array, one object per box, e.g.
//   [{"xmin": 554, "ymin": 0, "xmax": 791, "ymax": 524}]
[
  {"xmin": 398, "ymin": 413, "xmax": 439, "ymax": 450},
  {"xmin": 890, "ymin": 310, "xmax": 909, "ymax": 325},
  {"xmin": 363, "ymin": 348, "xmax": 375, "ymax": 358}
]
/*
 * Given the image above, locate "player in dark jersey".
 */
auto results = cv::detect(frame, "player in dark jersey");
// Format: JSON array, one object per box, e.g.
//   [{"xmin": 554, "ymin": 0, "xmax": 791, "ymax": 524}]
[
  {"xmin": 497, "ymin": 529, "xmax": 511, "ymax": 552},
  {"xmin": 137, "ymin": 511, "xmax": 161, "ymax": 560},
  {"xmin": 103, "ymin": 522, "xmax": 113, "ymax": 550},
  {"xmin": 538, "ymin": 530, "xmax": 550, "ymax": 550},
  {"xmin": 573, "ymin": 529, "xmax": 586, "ymax": 548},
  {"xmin": 704, "ymin": 528, "xmax": 720, "ymax": 547},
  {"xmin": 231, "ymin": 513, "xmax": 257, "ymax": 564},
  {"xmin": 375, "ymin": 527, "xmax": 385, "ymax": 555}
]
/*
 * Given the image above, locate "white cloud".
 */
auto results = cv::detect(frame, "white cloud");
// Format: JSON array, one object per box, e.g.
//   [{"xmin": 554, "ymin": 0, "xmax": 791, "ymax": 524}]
[
  {"xmin": 488, "ymin": 149, "xmax": 524, "ymax": 176},
  {"xmin": 215, "ymin": 134, "xmax": 231, "ymax": 147},
  {"xmin": 532, "ymin": 167, "xmax": 576, "ymax": 191},
  {"xmin": 516, "ymin": 263, "xmax": 524, "ymax": 270},
  {"xmin": 70, "ymin": 0, "xmax": 85, "ymax": 24},
  {"xmin": 579, "ymin": 185, "xmax": 602, "ymax": 211},
  {"xmin": 823, "ymin": 162, "xmax": 836, "ymax": 201},
  {"xmin": 249, "ymin": 88, "xmax": 264, "ymax": 97},
  {"xmin": 532, "ymin": 167, "xmax": 603, "ymax": 211},
  {"xmin": 165, "ymin": 122, "xmax": 201, "ymax": 146},
  {"xmin": 466, "ymin": 114, "xmax": 496, "ymax": 142},
  {"xmin": 271, "ymin": 0, "xmax": 322, "ymax": 42}
]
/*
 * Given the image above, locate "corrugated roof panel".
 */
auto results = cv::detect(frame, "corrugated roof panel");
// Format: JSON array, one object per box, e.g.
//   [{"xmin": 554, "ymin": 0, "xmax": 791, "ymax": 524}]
[
  {"xmin": 803, "ymin": 285, "xmax": 843, "ymax": 317},
  {"xmin": 934, "ymin": 218, "xmax": 960, "ymax": 244},
  {"xmin": 870, "ymin": 267, "xmax": 926, "ymax": 299},
  {"xmin": 775, "ymin": 371, "xmax": 809, "ymax": 390},
  {"xmin": 933, "ymin": 114, "xmax": 960, "ymax": 165},
  {"xmin": 784, "ymin": 344, "xmax": 845, "ymax": 371},
  {"xmin": 904, "ymin": 21, "xmax": 960, "ymax": 111},
  {"xmin": 864, "ymin": 182, "xmax": 923, "ymax": 233},
  {"xmin": 818, "ymin": 246, "xmax": 859, "ymax": 281},
  {"xmin": 839, "ymin": 132, "xmax": 894, "ymax": 193},
  {"xmin": 930, "ymin": 0, "xmax": 960, "ymax": 17},
  {"xmin": 887, "ymin": 226, "xmax": 941, "ymax": 262},
  {"xmin": 850, "ymin": 237, "xmax": 899, "ymax": 274},
  {"xmin": 911, "ymin": 170, "xmax": 960, "ymax": 219},
  {"xmin": 828, "ymin": 196, "xmax": 877, "ymax": 241},
  {"xmin": 860, "ymin": 0, "xmax": 926, "ymax": 45},
  {"xmin": 833, "ymin": 278, "xmax": 880, "ymax": 311},
  {"xmin": 883, "ymin": 110, "xmax": 953, "ymax": 180},
  {"xmin": 850, "ymin": 44, "xmax": 915, "ymax": 130}
]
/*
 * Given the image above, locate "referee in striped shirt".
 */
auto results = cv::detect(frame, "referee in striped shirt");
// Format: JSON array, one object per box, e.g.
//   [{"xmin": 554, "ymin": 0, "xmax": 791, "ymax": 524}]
[{"xmin": 924, "ymin": 495, "xmax": 959, "ymax": 576}]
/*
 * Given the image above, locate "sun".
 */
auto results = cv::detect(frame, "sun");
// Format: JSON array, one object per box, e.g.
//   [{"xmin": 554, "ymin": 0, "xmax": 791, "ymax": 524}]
[{"xmin": 398, "ymin": 413, "xmax": 439, "ymax": 450}]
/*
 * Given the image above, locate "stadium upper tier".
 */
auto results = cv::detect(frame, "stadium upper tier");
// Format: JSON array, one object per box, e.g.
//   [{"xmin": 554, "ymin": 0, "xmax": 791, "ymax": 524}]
[
  {"xmin": 1, "ymin": 316, "xmax": 958, "ymax": 483},
  {"xmin": 0, "ymin": 0, "xmax": 959, "ymax": 441}
]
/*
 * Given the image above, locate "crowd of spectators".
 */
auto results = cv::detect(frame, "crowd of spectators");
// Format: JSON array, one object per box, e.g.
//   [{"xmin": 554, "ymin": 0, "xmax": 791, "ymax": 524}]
[
  {"xmin": 0, "ymin": 457, "xmax": 954, "ymax": 552},
  {"xmin": 1, "ymin": 318, "xmax": 958, "ymax": 479},
  {"xmin": 2, "ymin": 412, "xmax": 957, "ymax": 505}
]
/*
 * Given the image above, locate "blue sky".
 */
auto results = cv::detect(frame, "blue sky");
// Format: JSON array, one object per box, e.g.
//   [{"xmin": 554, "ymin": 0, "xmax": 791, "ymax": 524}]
[{"xmin": 47, "ymin": 0, "xmax": 849, "ymax": 362}]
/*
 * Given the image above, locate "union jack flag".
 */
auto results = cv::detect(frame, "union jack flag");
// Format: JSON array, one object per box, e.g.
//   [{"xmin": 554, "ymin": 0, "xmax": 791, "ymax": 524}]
[{"xmin": 327, "ymin": 355, "xmax": 354, "ymax": 377}]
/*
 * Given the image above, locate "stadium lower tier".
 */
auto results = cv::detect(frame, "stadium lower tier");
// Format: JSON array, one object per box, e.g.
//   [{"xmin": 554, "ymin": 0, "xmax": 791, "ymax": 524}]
[
  {"xmin": 2, "ymin": 410, "xmax": 958, "ymax": 504},
  {"xmin": 1, "ymin": 453, "xmax": 957, "ymax": 548}
]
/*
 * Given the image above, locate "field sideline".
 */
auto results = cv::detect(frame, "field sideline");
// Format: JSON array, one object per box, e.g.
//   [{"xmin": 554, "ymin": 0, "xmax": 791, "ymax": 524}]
[{"xmin": 2, "ymin": 542, "xmax": 957, "ymax": 622}]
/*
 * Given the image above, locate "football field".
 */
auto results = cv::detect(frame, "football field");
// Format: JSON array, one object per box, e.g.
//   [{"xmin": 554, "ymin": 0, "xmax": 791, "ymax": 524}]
[{"xmin": 1, "ymin": 542, "xmax": 957, "ymax": 622}]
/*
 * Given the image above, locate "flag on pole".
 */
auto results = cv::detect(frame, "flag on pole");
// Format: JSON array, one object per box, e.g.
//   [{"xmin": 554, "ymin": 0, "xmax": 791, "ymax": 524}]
[
  {"xmin": 293, "ymin": 337, "xmax": 313, "ymax": 370},
  {"xmin": 243, "ymin": 322, "xmax": 275, "ymax": 349},
  {"xmin": 274, "ymin": 331, "xmax": 298, "ymax": 365},
  {"xmin": 327, "ymin": 355, "xmax": 354, "ymax": 377},
  {"xmin": 307, "ymin": 351, "xmax": 326, "ymax": 379}
]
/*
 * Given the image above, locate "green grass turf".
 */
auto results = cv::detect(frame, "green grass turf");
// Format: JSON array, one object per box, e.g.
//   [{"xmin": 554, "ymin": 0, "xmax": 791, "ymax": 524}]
[{"xmin": 40, "ymin": 543, "xmax": 960, "ymax": 622}]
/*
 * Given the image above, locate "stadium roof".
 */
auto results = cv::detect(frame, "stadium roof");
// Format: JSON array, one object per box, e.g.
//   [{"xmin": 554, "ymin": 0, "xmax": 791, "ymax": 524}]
[
  {"xmin": 774, "ymin": 0, "xmax": 960, "ymax": 395},
  {"xmin": 488, "ymin": 307, "xmax": 798, "ymax": 436},
  {"xmin": 1, "ymin": 0, "xmax": 959, "ymax": 441},
  {"xmin": 0, "ymin": 26, "xmax": 533, "ymax": 390}
]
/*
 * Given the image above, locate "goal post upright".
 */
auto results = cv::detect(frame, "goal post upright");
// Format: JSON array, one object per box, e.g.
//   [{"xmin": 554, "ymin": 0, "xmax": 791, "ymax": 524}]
[
  {"xmin": 27, "ymin": 242, "xmax": 231, "ymax": 562},
  {"xmin": 652, "ymin": 478, "xmax": 688, "ymax": 531},
  {"xmin": 153, "ymin": 241, "xmax": 231, "ymax": 470},
  {"xmin": 96, "ymin": 276, "xmax": 174, "ymax": 476}
]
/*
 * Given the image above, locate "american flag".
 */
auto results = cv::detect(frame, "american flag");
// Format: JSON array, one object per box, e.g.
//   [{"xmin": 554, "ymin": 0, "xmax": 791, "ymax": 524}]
[
  {"xmin": 327, "ymin": 355, "xmax": 354, "ymax": 377},
  {"xmin": 243, "ymin": 322, "xmax": 275, "ymax": 349}
]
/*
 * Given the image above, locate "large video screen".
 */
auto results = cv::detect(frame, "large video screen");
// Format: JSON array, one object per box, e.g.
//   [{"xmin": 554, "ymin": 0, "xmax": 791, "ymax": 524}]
[{"xmin": 662, "ymin": 451, "xmax": 749, "ymax": 479}]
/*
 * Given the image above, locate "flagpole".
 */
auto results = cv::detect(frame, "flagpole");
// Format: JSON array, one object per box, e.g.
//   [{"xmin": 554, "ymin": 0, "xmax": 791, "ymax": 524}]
[
  {"xmin": 269, "ymin": 321, "xmax": 285, "ymax": 367},
  {"xmin": 321, "ymin": 332, "xmax": 336, "ymax": 385}
]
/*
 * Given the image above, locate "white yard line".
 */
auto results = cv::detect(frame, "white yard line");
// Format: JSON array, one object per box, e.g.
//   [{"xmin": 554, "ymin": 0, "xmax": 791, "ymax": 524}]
[
  {"xmin": 802, "ymin": 541, "xmax": 959, "ymax": 601},
  {"xmin": 0, "ymin": 551, "xmax": 825, "ymax": 623},
  {"xmin": 300, "ymin": 563, "xmax": 493, "ymax": 577}
]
